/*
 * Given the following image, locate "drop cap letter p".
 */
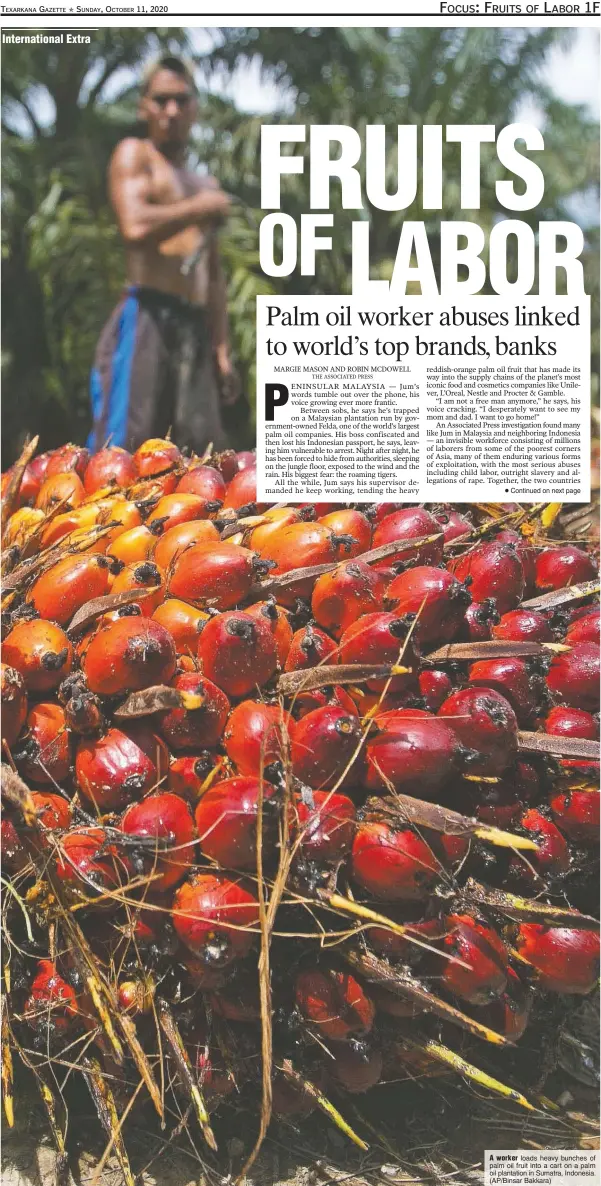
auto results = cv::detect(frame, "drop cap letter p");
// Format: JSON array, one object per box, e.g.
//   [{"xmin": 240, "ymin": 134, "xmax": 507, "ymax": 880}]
[{"xmin": 265, "ymin": 383, "xmax": 289, "ymax": 420}]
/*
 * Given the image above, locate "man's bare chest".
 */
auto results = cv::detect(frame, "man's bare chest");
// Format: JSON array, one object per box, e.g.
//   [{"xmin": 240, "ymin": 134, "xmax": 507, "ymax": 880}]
[{"xmin": 145, "ymin": 147, "xmax": 205, "ymax": 205}]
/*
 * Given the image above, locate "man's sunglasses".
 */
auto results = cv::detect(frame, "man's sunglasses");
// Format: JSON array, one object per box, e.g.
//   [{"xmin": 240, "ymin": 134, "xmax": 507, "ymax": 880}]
[{"xmin": 149, "ymin": 92, "xmax": 193, "ymax": 109}]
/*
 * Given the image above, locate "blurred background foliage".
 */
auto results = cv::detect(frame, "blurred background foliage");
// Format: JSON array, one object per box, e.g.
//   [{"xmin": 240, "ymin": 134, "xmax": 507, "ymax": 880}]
[{"xmin": 1, "ymin": 26, "xmax": 599, "ymax": 464}]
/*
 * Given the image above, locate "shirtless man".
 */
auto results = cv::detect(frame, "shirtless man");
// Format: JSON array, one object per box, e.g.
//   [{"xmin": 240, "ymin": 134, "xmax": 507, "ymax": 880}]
[{"xmin": 88, "ymin": 55, "xmax": 238, "ymax": 454}]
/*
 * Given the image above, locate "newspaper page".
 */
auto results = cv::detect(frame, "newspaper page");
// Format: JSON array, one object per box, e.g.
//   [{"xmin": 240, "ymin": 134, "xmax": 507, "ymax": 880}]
[{"xmin": 0, "ymin": 10, "xmax": 598, "ymax": 1186}]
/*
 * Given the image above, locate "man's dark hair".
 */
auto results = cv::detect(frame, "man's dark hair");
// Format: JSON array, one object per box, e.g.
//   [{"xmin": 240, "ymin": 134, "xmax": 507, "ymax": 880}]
[{"xmin": 141, "ymin": 55, "xmax": 196, "ymax": 95}]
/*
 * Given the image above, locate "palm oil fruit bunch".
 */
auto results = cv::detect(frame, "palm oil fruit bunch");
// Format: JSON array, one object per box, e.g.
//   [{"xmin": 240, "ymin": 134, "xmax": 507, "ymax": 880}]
[{"xmin": 1, "ymin": 441, "xmax": 599, "ymax": 1172}]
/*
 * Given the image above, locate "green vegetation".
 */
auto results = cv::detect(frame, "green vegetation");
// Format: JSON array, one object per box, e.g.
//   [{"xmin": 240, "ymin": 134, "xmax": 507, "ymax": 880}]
[{"xmin": 2, "ymin": 27, "xmax": 598, "ymax": 463}]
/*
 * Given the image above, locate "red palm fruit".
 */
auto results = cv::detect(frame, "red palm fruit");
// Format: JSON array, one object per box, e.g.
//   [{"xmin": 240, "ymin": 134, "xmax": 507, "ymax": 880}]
[
  {"xmin": 133, "ymin": 437, "xmax": 181, "ymax": 476},
  {"xmin": 197, "ymin": 611, "xmax": 277, "ymax": 698},
  {"xmin": 466, "ymin": 778, "xmax": 522, "ymax": 830},
  {"xmin": 176, "ymin": 464, "xmax": 226, "ymax": 501},
  {"xmin": 176, "ymin": 654, "xmax": 197, "ymax": 674},
  {"xmin": 1, "ymin": 465, "xmax": 17, "ymax": 500},
  {"xmin": 257, "ymin": 521, "xmax": 341, "ymax": 596},
  {"xmin": 1, "ymin": 663, "xmax": 27, "ymax": 747},
  {"xmin": 18, "ymin": 702, "xmax": 71, "ymax": 786},
  {"xmin": 248, "ymin": 507, "xmax": 302, "ymax": 553},
  {"xmin": 130, "ymin": 471, "xmax": 179, "ymax": 500},
  {"xmin": 245, "ymin": 600, "xmax": 293, "ymax": 666},
  {"xmin": 35, "ymin": 471, "xmax": 85, "ymax": 513},
  {"xmin": 509, "ymin": 808, "xmax": 570, "ymax": 885},
  {"xmin": 492, "ymin": 608, "xmax": 553, "ymax": 643},
  {"xmin": 472, "ymin": 967, "xmax": 531, "ymax": 1041},
  {"xmin": 438, "ymin": 687, "xmax": 518, "ymax": 775},
  {"xmin": 566, "ymin": 611, "xmax": 600, "ymax": 645},
  {"xmin": 371, "ymin": 507, "xmax": 443, "ymax": 569},
  {"xmin": 339, "ymin": 612, "xmax": 419, "ymax": 693},
  {"xmin": 295, "ymin": 968, "xmax": 375, "ymax": 1040},
  {"xmin": 28, "ymin": 553, "xmax": 113, "ymax": 624},
  {"xmin": 294, "ymin": 683, "xmax": 359, "ymax": 720},
  {"xmin": 284, "ymin": 623, "xmax": 338, "ymax": 672},
  {"xmin": 298, "ymin": 502, "xmax": 336, "ymax": 516},
  {"xmin": 195, "ymin": 775, "xmax": 277, "ymax": 868},
  {"xmin": 84, "ymin": 446, "xmax": 137, "ymax": 494},
  {"xmin": 464, "ymin": 758, "xmax": 540, "ymax": 817},
  {"xmin": 168, "ymin": 753, "xmax": 215, "ymax": 802},
  {"xmin": 1, "ymin": 815, "xmax": 29, "ymax": 873},
  {"xmin": 434, "ymin": 507, "xmax": 472, "ymax": 543},
  {"xmin": 119, "ymin": 898, "xmax": 175, "ymax": 955},
  {"xmin": 544, "ymin": 704, "xmax": 599, "ymax": 781},
  {"xmin": 418, "ymin": 669, "xmax": 453, "ymax": 712},
  {"xmin": 468, "ymin": 657, "xmax": 539, "ymax": 725},
  {"xmin": 26, "ymin": 450, "xmax": 53, "ymax": 488},
  {"xmin": 2, "ymin": 621, "xmax": 73, "ymax": 693},
  {"xmin": 152, "ymin": 599, "xmax": 209, "ymax": 654},
  {"xmin": 24, "ymin": 960, "xmax": 78, "ymax": 1033},
  {"xmin": 224, "ymin": 701, "xmax": 294, "ymax": 775},
  {"xmin": 182, "ymin": 956, "xmax": 230, "ymax": 991},
  {"xmin": 451, "ymin": 541, "xmax": 525, "ymax": 613},
  {"xmin": 97, "ymin": 495, "xmax": 142, "ymax": 547},
  {"xmin": 294, "ymin": 790, "xmax": 356, "ymax": 862},
  {"xmin": 311, "ymin": 560, "xmax": 385, "ymax": 639},
  {"xmin": 117, "ymin": 977, "xmax": 154, "ymax": 1016},
  {"xmin": 75, "ymin": 723, "xmax": 168, "ymax": 812},
  {"xmin": 367, "ymin": 915, "xmax": 443, "ymax": 963},
  {"xmin": 31, "ymin": 790, "xmax": 72, "ymax": 831},
  {"xmin": 359, "ymin": 501, "xmax": 398, "ymax": 525},
  {"xmin": 434, "ymin": 913, "xmax": 508, "ymax": 1006},
  {"xmin": 351, "ymin": 822, "xmax": 441, "ymax": 901},
  {"xmin": 82, "ymin": 617, "xmax": 176, "ymax": 696},
  {"xmin": 364, "ymin": 709, "xmax": 461, "ymax": 797},
  {"xmin": 372, "ymin": 987, "xmax": 423, "ymax": 1019},
  {"xmin": 495, "ymin": 529, "xmax": 536, "ymax": 595},
  {"xmin": 168, "ymin": 541, "xmax": 261, "ymax": 610},
  {"xmin": 535, "ymin": 545, "xmax": 597, "ymax": 592},
  {"xmin": 390, "ymin": 1042, "xmax": 452, "ymax": 1080},
  {"xmin": 9, "ymin": 462, "xmax": 42, "ymax": 507},
  {"xmin": 55, "ymin": 827, "xmax": 124, "ymax": 899},
  {"xmin": 3, "ymin": 506, "xmax": 46, "ymax": 555},
  {"xmin": 147, "ymin": 492, "xmax": 221, "ymax": 533},
  {"xmin": 158, "ymin": 673, "xmax": 230, "ymax": 751},
  {"xmin": 511, "ymin": 758, "xmax": 541, "ymax": 803},
  {"xmin": 223, "ymin": 464, "xmax": 258, "ymax": 510},
  {"xmin": 236, "ymin": 450, "xmax": 255, "ymax": 471},
  {"xmin": 152, "ymin": 519, "xmax": 219, "ymax": 570},
  {"xmin": 120, "ymin": 792, "xmax": 195, "ymax": 892},
  {"xmin": 210, "ymin": 450, "xmax": 239, "ymax": 483},
  {"xmin": 319, "ymin": 509, "xmax": 372, "ymax": 557},
  {"xmin": 327, "ymin": 1040, "xmax": 383, "ymax": 1093},
  {"xmin": 59, "ymin": 677, "xmax": 104, "ymax": 736},
  {"xmin": 172, "ymin": 872, "xmax": 259, "ymax": 964},
  {"xmin": 515, "ymin": 924, "xmax": 600, "ymax": 994},
  {"xmin": 272, "ymin": 1071, "xmax": 319, "ymax": 1118},
  {"xmin": 29, "ymin": 792, "xmax": 72, "ymax": 853},
  {"xmin": 386, "ymin": 566, "xmax": 471, "ymax": 645},
  {"xmin": 462, "ymin": 599, "xmax": 500, "ymax": 641},
  {"xmin": 549, "ymin": 786, "xmax": 600, "ymax": 846},
  {"xmin": 290, "ymin": 706, "xmax": 362, "ymax": 789},
  {"xmin": 439, "ymin": 832, "xmax": 471, "ymax": 865},
  {"xmin": 188, "ymin": 1029, "xmax": 235, "ymax": 1099},
  {"xmin": 110, "ymin": 560, "xmax": 165, "ymax": 617},
  {"xmin": 545, "ymin": 705, "xmax": 599, "ymax": 740},
  {"xmin": 547, "ymin": 643, "xmax": 600, "ymax": 712},
  {"xmin": 45, "ymin": 444, "xmax": 89, "ymax": 480},
  {"xmin": 40, "ymin": 504, "xmax": 104, "ymax": 550}
]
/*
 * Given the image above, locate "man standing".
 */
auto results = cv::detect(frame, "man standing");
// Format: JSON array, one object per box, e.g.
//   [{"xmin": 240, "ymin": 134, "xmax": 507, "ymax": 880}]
[{"xmin": 88, "ymin": 55, "xmax": 238, "ymax": 454}]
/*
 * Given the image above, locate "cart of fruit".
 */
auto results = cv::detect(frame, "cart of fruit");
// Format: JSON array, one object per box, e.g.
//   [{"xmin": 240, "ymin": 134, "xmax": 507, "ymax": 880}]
[{"xmin": 1, "ymin": 437, "xmax": 599, "ymax": 1186}]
